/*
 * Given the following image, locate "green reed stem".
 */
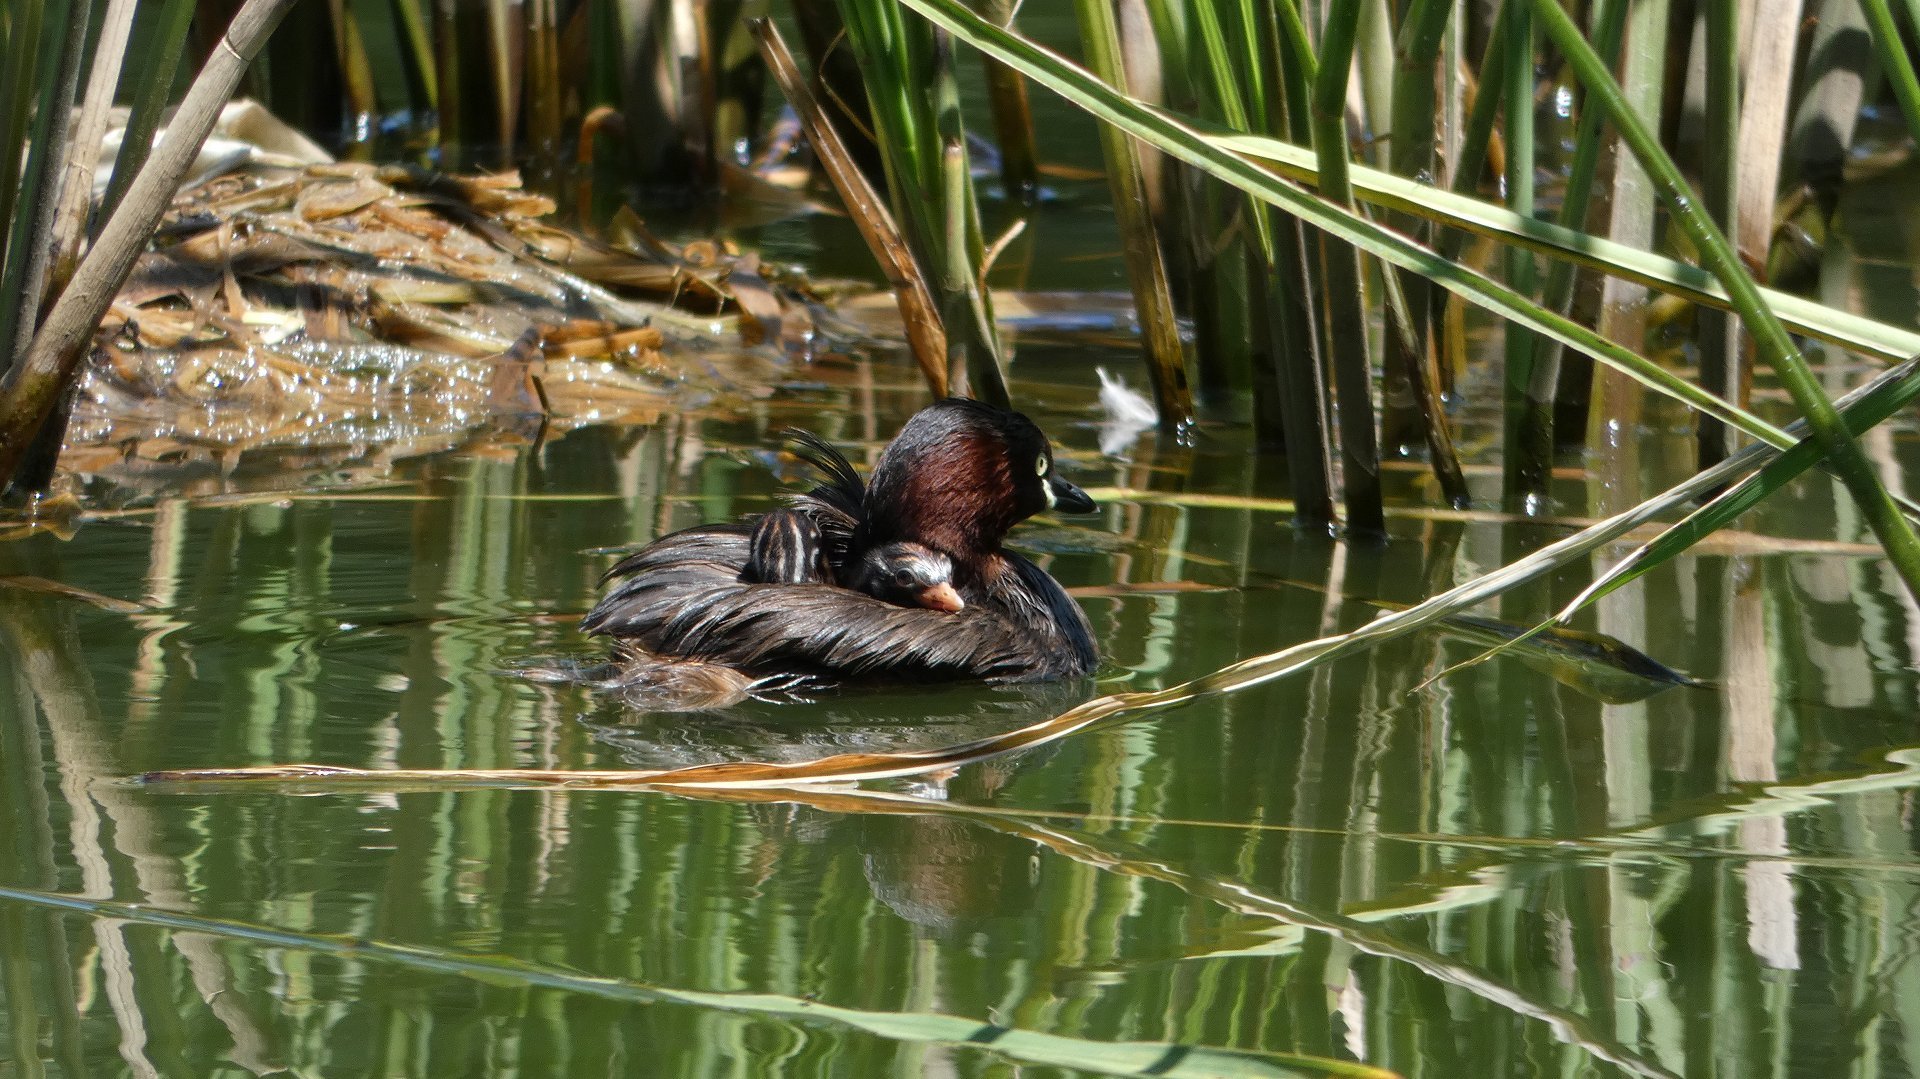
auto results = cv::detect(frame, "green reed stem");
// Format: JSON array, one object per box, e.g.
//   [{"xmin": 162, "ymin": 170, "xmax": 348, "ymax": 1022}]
[
  {"xmin": 1500, "ymin": 0, "xmax": 1541, "ymax": 504},
  {"xmin": 930, "ymin": 28, "xmax": 1009, "ymax": 406},
  {"xmin": 1518, "ymin": 0, "xmax": 1627, "ymax": 495},
  {"xmin": 1308, "ymin": 1, "xmax": 1386, "ymax": 536},
  {"xmin": 0, "ymin": 0, "xmax": 48, "ymax": 315},
  {"xmin": 1443, "ymin": 0, "xmax": 1507, "ymax": 220},
  {"xmin": 1695, "ymin": 0, "xmax": 1741, "ymax": 471},
  {"xmin": 1251, "ymin": 3, "xmax": 1336, "ymax": 520},
  {"xmin": 1237, "ymin": 1, "xmax": 1336, "ymax": 523},
  {"xmin": 974, "ymin": 0, "xmax": 1039, "ymax": 202},
  {"xmin": 837, "ymin": 1, "xmax": 1007, "ymax": 405},
  {"xmin": 97, "ymin": 0, "xmax": 195, "ymax": 222},
  {"xmin": 1158, "ymin": 2, "xmax": 1248, "ymax": 418},
  {"xmin": 393, "ymin": 0, "xmax": 438, "ymax": 109},
  {"xmin": 1860, "ymin": 0, "xmax": 1920, "ymax": 151},
  {"xmin": 0, "ymin": 0, "xmax": 87, "ymax": 375}
]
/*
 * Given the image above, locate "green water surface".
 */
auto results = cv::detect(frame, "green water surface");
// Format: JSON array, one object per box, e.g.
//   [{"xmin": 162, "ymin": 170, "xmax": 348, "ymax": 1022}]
[{"xmin": 5, "ymin": 146, "xmax": 1920, "ymax": 1079}]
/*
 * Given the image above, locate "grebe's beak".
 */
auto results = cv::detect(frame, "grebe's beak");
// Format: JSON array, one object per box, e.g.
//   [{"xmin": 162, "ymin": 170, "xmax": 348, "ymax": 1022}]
[
  {"xmin": 1048, "ymin": 474, "xmax": 1096, "ymax": 514},
  {"xmin": 919, "ymin": 582, "xmax": 966, "ymax": 612}
]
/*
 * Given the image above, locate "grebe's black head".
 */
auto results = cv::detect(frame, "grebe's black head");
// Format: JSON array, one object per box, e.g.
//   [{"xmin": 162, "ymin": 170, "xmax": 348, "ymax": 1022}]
[
  {"xmin": 850, "ymin": 542, "xmax": 964, "ymax": 612},
  {"xmin": 863, "ymin": 398, "xmax": 1094, "ymax": 556}
]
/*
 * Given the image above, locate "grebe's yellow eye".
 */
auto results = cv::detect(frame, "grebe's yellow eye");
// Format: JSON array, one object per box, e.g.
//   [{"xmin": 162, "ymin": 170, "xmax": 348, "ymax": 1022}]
[{"xmin": 1036, "ymin": 454, "xmax": 1049, "ymax": 476}]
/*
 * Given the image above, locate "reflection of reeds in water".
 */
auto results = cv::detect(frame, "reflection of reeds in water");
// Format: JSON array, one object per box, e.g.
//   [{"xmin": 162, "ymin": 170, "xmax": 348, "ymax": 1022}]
[{"xmin": 6, "ymin": 376, "xmax": 1920, "ymax": 1073}]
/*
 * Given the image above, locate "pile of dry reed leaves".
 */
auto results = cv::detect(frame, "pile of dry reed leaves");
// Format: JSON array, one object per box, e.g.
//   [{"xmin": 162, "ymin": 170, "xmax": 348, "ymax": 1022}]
[{"xmin": 63, "ymin": 162, "xmax": 810, "ymax": 496}]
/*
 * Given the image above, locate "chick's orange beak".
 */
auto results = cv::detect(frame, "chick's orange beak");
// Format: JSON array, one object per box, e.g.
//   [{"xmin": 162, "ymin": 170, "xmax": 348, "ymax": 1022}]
[{"xmin": 919, "ymin": 582, "xmax": 965, "ymax": 612}]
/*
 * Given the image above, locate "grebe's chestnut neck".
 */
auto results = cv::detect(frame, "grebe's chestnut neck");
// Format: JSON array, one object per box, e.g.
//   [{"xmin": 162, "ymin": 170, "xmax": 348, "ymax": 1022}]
[{"xmin": 861, "ymin": 398, "xmax": 1095, "ymax": 560}]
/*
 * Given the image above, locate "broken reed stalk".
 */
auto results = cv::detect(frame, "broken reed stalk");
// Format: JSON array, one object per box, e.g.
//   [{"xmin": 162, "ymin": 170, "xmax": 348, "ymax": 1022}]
[
  {"xmin": 748, "ymin": 18, "xmax": 948, "ymax": 398},
  {"xmin": 1071, "ymin": 0, "xmax": 1193, "ymax": 432},
  {"xmin": 0, "ymin": 0, "xmax": 303, "ymax": 490}
]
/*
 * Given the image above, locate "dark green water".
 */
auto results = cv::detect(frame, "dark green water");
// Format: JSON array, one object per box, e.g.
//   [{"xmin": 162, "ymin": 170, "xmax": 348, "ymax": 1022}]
[
  {"xmin": 6, "ymin": 127, "xmax": 1920, "ymax": 1076},
  {"xmin": 3, "ymin": 331, "xmax": 1920, "ymax": 1077}
]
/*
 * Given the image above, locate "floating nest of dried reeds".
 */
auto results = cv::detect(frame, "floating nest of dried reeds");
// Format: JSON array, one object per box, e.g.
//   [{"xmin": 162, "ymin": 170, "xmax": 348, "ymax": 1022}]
[{"xmin": 64, "ymin": 162, "xmax": 819, "ymax": 497}]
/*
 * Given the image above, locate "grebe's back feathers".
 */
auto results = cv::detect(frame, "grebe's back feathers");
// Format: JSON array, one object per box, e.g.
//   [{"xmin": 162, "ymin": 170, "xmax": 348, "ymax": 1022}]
[
  {"xmin": 594, "ymin": 522, "xmax": 750, "ymax": 589},
  {"xmin": 584, "ymin": 553, "xmax": 1035, "ymax": 679}
]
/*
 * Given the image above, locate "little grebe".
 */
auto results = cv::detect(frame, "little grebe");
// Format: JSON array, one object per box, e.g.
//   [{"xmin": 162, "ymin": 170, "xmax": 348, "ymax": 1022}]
[{"xmin": 581, "ymin": 398, "xmax": 1098, "ymax": 686}]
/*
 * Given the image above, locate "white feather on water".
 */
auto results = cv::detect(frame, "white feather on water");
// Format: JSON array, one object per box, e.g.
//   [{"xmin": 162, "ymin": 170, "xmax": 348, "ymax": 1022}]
[{"xmin": 1096, "ymin": 367, "xmax": 1156, "ymax": 456}]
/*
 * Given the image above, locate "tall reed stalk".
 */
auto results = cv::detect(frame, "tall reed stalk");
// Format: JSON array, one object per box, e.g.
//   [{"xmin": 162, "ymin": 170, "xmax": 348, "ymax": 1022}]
[
  {"xmin": 831, "ymin": 1, "xmax": 1009, "ymax": 404},
  {"xmin": 1307, "ymin": 2, "xmax": 1386, "ymax": 535},
  {"xmin": 1695, "ymin": 0, "xmax": 1741, "ymax": 472},
  {"xmin": 1072, "ymin": 0, "xmax": 1192, "ymax": 430},
  {"xmin": 1514, "ymin": 0, "xmax": 1626, "ymax": 500},
  {"xmin": 1499, "ymin": 0, "xmax": 1540, "ymax": 505}
]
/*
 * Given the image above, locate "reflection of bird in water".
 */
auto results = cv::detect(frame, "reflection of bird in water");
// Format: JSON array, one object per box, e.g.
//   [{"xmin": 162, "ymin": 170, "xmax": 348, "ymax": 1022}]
[
  {"xmin": 579, "ymin": 678, "xmax": 1092, "ymax": 772},
  {"xmin": 578, "ymin": 399, "xmax": 1102, "ymax": 709},
  {"xmin": 685, "ymin": 764, "xmax": 1044, "ymax": 935},
  {"xmin": 861, "ymin": 815, "xmax": 1031, "ymax": 935}
]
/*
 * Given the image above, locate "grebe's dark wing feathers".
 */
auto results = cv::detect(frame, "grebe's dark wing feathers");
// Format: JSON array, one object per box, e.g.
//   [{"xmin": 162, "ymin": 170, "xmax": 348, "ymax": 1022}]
[
  {"xmin": 653, "ymin": 587, "xmax": 1035, "ymax": 680},
  {"xmin": 583, "ymin": 533, "xmax": 1043, "ymax": 680},
  {"xmin": 593, "ymin": 522, "xmax": 751, "ymax": 588},
  {"xmin": 996, "ymin": 553, "xmax": 1098, "ymax": 677}
]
